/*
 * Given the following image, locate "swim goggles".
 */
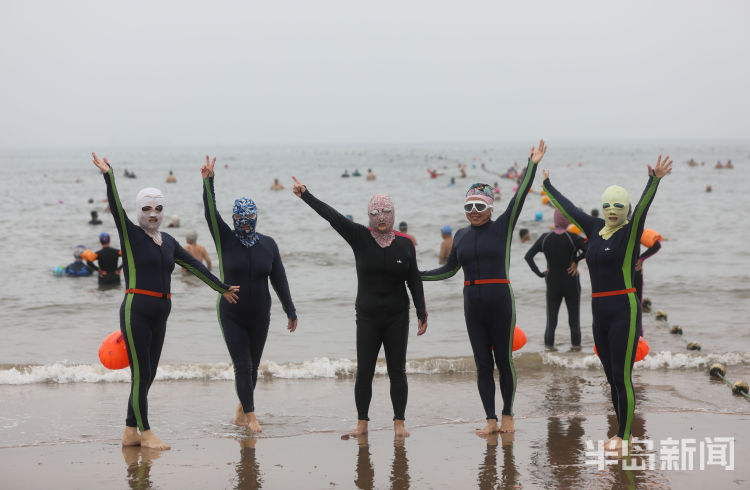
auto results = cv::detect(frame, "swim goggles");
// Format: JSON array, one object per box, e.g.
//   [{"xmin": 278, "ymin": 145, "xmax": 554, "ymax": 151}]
[
  {"xmin": 466, "ymin": 183, "xmax": 495, "ymax": 198},
  {"xmin": 463, "ymin": 201, "xmax": 493, "ymax": 213},
  {"xmin": 369, "ymin": 208, "xmax": 392, "ymax": 216},
  {"xmin": 602, "ymin": 203, "xmax": 625, "ymax": 209},
  {"xmin": 232, "ymin": 212, "xmax": 257, "ymax": 220}
]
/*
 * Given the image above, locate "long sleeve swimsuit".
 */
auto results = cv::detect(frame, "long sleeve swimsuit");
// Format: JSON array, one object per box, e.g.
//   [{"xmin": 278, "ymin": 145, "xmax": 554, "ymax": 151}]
[
  {"xmin": 543, "ymin": 174, "xmax": 662, "ymax": 440},
  {"xmin": 421, "ymin": 158, "xmax": 538, "ymax": 419},
  {"xmin": 524, "ymin": 231, "xmax": 588, "ymax": 346},
  {"xmin": 300, "ymin": 189, "xmax": 426, "ymax": 421},
  {"xmin": 203, "ymin": 176, "xmax": 296, "ymax": 413},
  {"xmin": 104, "ymin": 168, "xmax": 230, "ymax": 431}
]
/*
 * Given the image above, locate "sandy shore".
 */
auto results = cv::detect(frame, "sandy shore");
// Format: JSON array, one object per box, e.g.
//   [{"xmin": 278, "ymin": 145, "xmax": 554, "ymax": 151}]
[{"xmin": 2, "ymin": 409, "xmax": 747, "ymax": 489}]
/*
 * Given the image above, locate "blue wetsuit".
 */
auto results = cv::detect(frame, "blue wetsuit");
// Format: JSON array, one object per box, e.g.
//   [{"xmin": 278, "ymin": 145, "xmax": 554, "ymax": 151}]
[
  {"xmin": 299, "ymin": 189, "xmax": 426, "ymax": 421},
  {"xmin": 543, "ymin": 174, "xmax": 662, "ymax": 440},
  {"xmin": 203, "ymin": 176, "xmax": 296, "ymax": 414},
  {"xmin": 421, "ymin": 158, "xmax": 537, "ymax": 419},
  {"xmin": 104, "ymin": 168, "xmax": 230, "ymax": 432},
  {"xmin": 524, "ymin": 231, "xmax": 587, "ymax": 346}
]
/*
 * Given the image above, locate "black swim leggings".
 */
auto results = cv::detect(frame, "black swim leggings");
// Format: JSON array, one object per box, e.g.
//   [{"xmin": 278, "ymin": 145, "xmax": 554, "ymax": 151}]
[
  {"xmin": 592, "ymin": 294, "xmax": 642, "ymax": 439},
  {"xmin": 219, "ymin": 309, "xmax": 270, "ymax": 413},
  {"xmin": 464, "ymin": 284, "xmax": 516, "ymax": 419},
  {"xmin": 544, "ymin": 273, "xmax": 581, "ymax": 346},
  {"xmin": 355, "ymin": 310, "xmax": 409, "ymax": 421},
  {"xmin": 121, "ymin": 295, "xmax": 171, "ymax": 431}
]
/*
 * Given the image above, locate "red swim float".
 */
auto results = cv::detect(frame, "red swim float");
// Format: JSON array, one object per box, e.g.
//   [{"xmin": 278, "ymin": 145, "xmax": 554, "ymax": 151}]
[
  {"xmin": 99, "ymin": 330, "xmax": 129, "ymax": 370},
  {"xmin": 594, "ymin": 336, "xmax": 649, "ymax": 362},
  {"xmin": 513, "ymin": 326, "xmax": 527, "ymax": 352}
]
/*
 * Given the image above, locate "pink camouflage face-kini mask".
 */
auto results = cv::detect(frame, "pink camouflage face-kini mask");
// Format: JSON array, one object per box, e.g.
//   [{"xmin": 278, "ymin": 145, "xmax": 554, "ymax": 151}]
[{"xmin": 368, "ymin": 194, "xmax": 395, "ymax": 248}]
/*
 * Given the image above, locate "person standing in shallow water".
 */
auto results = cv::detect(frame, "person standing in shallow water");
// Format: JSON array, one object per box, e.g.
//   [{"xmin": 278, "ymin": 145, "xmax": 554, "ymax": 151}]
[
  {"xmin": 91, "ymin": 153, "xmax": 240, "ymax": 450},
  {"xmin": 421, "ymin": 139, "xmax": 547, "ymax": 435},
  {"xmin": 542, "ymin": 155, "xmax": 672, "ymax": 453},
  {"xmin": 201, "ymin": 156, "xmax": 298, "ymax": 432},
  {"xmin": 291, "ymin": 176, "xmax": 427, "ymax": 439}
]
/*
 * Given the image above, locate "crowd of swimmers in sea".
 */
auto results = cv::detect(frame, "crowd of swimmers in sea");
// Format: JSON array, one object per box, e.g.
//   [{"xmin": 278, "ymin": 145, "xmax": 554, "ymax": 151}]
[{"xmin": 61, "ymin": 145, "xmax": 732, "ymax": 455}]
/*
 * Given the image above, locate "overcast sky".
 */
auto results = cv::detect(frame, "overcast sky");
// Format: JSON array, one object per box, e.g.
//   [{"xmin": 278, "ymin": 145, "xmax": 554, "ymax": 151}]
[{"xmin": 1, "ymin": 0, "xmax": 748, "ymax": 148}]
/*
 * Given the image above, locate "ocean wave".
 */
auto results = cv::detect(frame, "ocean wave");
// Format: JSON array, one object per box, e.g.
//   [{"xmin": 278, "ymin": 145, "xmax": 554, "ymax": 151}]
[{"xmin": 1, "ymin": 351, "xmax": 749, "ymax": 385}]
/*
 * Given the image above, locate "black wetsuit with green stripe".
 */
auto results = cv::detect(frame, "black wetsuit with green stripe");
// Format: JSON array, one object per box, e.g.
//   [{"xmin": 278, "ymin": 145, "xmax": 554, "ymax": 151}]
[
  {"xmin": 543, "ymin": 174, "xmax": 662, "ymax": 440},
  {"xmin": 421, "ymin": 158, "xmax": 537, "ymax": 419},
  {"xmin": 104, "ymin": 169, "xmax": 230, "ymax": 432},
  {"xmin": 203, "ymin": 176, "xmax": 296, "ymax": 414}
]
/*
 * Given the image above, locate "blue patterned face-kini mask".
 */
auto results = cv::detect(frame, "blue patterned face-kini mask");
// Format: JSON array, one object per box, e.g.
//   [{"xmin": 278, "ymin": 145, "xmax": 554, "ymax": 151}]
[{"xmin": 232, "ymin": 198, "xmax": 259, "ymax": 248}]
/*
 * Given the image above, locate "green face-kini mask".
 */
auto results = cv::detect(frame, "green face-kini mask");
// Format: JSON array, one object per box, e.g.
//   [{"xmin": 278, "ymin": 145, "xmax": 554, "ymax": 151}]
[{"xmin": 599, "ymin": 185, "xmax": 630, "ymax": 239}]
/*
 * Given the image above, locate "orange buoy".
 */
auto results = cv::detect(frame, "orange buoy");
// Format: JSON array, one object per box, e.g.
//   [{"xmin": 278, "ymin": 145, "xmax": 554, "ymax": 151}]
[
  {"xmin": 640, "ymin": 229, "xmax": 662, "ymax": 248},
  {"xmin": 593, "ymin": 336, "xmax": 649, "ymax": 362},
  {"xmin": 540, "ymin": 189, "xmax": 546, "ymax": 196},
  {"xmin": 541, "ymin": 196, "xmax": 550, "ymax": 205},
  {"xmin": 99, "ymin": 330, "xmax": 129, "ymax": 370},
  {"xmin": 81, "ymin": 249, "xmax": 98, "ymax": 262},
  {"xmin": 567, "ymin": 224, "xmax": 582, "ymax": 235},
  {"xmin": 513, "ymin": 326, "xmax": 527, "ymax": 351}
]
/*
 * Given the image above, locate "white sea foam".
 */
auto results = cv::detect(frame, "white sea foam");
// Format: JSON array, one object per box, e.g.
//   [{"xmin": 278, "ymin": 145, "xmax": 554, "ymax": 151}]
[{"xmin": 1, "ymin": 351, "xmax": 749, "ymax": 384}]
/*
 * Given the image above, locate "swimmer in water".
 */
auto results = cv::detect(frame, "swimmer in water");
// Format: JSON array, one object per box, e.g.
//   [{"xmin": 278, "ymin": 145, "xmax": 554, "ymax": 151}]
[
  {"xmin": 89, "ymin": 210, "xmax": 103, "ymax": 225},
  {"xmin": 202, "ymin": 156, "xmax": 297, "ymax": 432},
  {"xmin": 165, "ymin": 170, "xmax": 177, "ymax": 183},
  {"xmin": 270, "ymin": 178, "xmax": 285, "ymax": 191},
  {"xmin": 438, "ymin": 225, "xmax": 453, "ymax": 265},
  {"xmin": 184, "ymin": 230, "xmax": 211, "ymax": 271},
  {"xmin": 421, "ymin": 139, "xmax": 547, "ymax": 435},
  {"xmin": 92, "ymin": 152, "xmax": 239, "ymax": 450},
  {"xmin": 366, "ymin": 169, "xmax": 376, "ymax": 181},
  {"xmin": 292, "ymin": 175, "xmax": 427, "ymax": 439},
  {"xmin": 86, "ymin": 232, "xmax": 122, "ymax": 286},
  {"xmin": 65, "ymin": 245, "xmax": 95, "ymax": 277},
  {"xmin": 519, "ymin": 228, "xmax": 531, "ymax": 243},
  {"xmin": 542, "ymin": 154, "xmax": 672, "ymax": 453},
  {"xmin": 398, "ymin": 221, "xmax": 417, "ymax": 246}
]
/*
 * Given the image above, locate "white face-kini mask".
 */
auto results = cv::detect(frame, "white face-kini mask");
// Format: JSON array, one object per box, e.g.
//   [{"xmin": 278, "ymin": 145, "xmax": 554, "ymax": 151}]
[
  {"xmin": 136, "ymin": 187, "xmax": 166, "ymax": 246},
  {"xmin": 598, "ymin": 185, "xmax": 629, "ymax": 240}
]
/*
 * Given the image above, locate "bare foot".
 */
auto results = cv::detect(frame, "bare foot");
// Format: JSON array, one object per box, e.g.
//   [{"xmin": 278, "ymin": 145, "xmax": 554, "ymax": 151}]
[
  {"xmin": 394, "ymin": 420, "xmax": 410, "ymax": 438},
  {"xmin": 499, "ymin": 415, "xmax": 515, "ymax": 433},
  {"xmin": 342, "ymin": 420, "xmax": 369, "ymax": 439},
  {"xmin": 234, "ymin": 404, "xmax": 248, "ymax": 426},
  {"xmin": 140, "ymin": 430, "xmax": 171, "ymax": 450},
  {"xmin": 122, "ymin": 426, "xmax": 141, "ymax": 446},
  {"xmin": 246, "ymin": 412, "xmax": 263, "ymax": 433},
  {"xmin": 476, "ymin": 419, "xmax": 499, "ymax": 436}
]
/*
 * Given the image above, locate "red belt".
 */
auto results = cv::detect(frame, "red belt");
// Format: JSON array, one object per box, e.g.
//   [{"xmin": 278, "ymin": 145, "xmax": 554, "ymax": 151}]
[
  {"xmin": 126, "ymin": 288, "xmax": 171, "ymax": 299},
  {"xmin": 591, "ymin": 288, "xmax": 636, "ymax": 298},
  {"xmin": 464, "ymin": 279, "xmax": 510, "ymax": 286}
]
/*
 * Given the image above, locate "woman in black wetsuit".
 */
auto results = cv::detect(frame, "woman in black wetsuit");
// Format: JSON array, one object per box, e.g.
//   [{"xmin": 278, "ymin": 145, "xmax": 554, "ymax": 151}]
[
  {"xmin": 92, "ymin": 153, "xmax": 239, "ymax": 450},
  {"xmin": 542, "ymin": 155, "xmax": 672, "ymax": 453},
  {"xmin": 291, "ymin": 176, "xmax": 427, "ymax": 438},
  {"xmin": 201, "ymin": 157, "xmax": 297, "ymax": 432},
  {"xmin": 524, "ymin": 209, "xmax": 588, "ymax": 348},
  {"xmin": 421, "ymin": 139, "xmax": 547, "ymax": 435}
]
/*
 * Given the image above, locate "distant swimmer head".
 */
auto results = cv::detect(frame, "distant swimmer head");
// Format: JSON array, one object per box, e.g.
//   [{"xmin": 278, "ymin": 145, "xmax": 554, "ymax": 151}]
[
  {"xmin": 73, "ymin": 244, "xmax": 86, "ymax": 260},
  {"xmin": 99, "ymin": 232, "xmax": 110, "ymax": 245},
  {"xmin": 232, "ymin": 197, "xmax": 259, "ymax": 248},
  {"xmin": 368, "ymin": 194, "xmax": 396, "ymax": 247},
  {"xmin": 441, "ymin": 224, "xmax": 452, "ymax": 236},
  {"xmin": 186, "ymin": 230, "xmax": 198, "ymax": 244},
  {"xmin": 553, "ymin": 209, "xmax": 571, "ymax": 235},
  {"xmin": 599, "ymin": 185, "xmax": 629, "ymax": 239},
  {"xmin": 398, "ymin": 221, "xmax": 408, "ymax": 232},
  {"xmin": 136, "ymin": 187, "xmax": 166, "ymax": 245},
  {"xmin": 90, "ymin": 210, "xmax": 98, "ymax": 219}
]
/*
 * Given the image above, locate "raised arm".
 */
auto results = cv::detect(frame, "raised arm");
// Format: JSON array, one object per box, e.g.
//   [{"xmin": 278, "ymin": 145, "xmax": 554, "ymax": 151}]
[
  {"xmin": 201, "ymin": 156, "xmax": 232, "ymax": 268},
  {"xmin": 267, "ymin": 238, "xmax": 298, "ymax": 329},
  {"xmin": 628, "ymin": 155, "xmax": 671, "ymax": 264},
  {"xmin": 421, "ymin": 230, "xmax": 462, "ymax": 281},
  {"xmin": 500, "ymin": 139, "xmax": 545, "ymax": 230},
  {"xmin": 173, "ymin": 239, "xmax": 239, "ymax": 303},
  {"xmin": 524, "ymin": 234, "xmax": 547, "ymax": 278},
  {"xmin": 292, "ymin": 176, "xmax": 363, "ymax": 246},
  {"xmin": 404, "ymin": 240, "xmax": 428, "ymax": 335},
  {"xmin": 542, "ymin": 169, "xmax": 599, "ymax": 239},
  {"xmin": 93, "ymin": 153, "xmax": 135, "ymax": 240}
]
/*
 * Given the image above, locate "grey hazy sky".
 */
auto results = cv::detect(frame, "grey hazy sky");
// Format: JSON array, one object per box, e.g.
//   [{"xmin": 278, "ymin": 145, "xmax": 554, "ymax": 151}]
[{"xmin": 1, "ymin": 0, "xmax": 748, "ymax": 148}]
